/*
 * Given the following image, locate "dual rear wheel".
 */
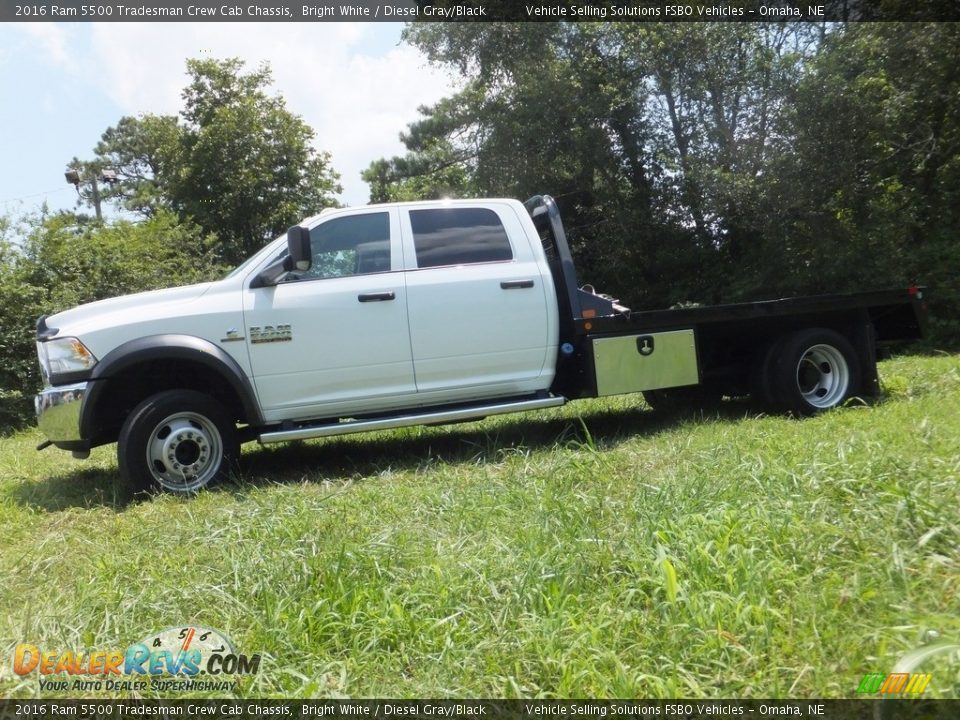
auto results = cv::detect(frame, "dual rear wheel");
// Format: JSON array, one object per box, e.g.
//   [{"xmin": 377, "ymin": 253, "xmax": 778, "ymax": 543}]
[
  {"xmin": 644, "ymin": 328, "xmax": 863, "ymax": 417},
  {"xmin": 763, "ymin": 328, "xmax": 861, "ymax": 416}
]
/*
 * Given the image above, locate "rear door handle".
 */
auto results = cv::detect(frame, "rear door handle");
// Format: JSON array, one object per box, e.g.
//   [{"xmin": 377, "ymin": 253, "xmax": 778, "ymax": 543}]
[
  {"xmin": 358, "ymin": 291, "xmax": 396, "ymax": 302},
  {"xmin": 501, "ymin": 280, "xmax": 534, "ymax": 290}
]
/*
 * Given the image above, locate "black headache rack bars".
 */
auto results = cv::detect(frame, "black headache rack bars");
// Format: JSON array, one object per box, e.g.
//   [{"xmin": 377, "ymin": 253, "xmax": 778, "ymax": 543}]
[{"xmin": 523, "ymin": 195, "xmax": 628, "ymax": 342}]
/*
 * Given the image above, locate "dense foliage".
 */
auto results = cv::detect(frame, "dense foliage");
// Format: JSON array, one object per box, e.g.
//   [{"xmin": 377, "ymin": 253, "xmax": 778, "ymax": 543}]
[
  {"xmin": 366, "ymin": 22, "xmax": 959, "ymax": 344},
  {"xmin": 0, "ymin": 211, "xmax": 220, "ymax": 428}
]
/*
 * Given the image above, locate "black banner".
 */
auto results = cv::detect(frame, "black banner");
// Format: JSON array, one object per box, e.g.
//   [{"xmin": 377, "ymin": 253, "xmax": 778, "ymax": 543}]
[
  {"xmin": 2, "ymin": 1, "xmax": 960, "ymax": 23},
  {"xmin": 1, "ymin": 700, "xmax": 960, "ymax": 720}
]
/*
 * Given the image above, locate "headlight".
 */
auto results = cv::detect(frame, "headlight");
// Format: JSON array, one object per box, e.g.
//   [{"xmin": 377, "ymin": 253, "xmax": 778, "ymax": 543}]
[{"xmin": 38, "ymin": 337, "xmax": 98, "ymax": 382}]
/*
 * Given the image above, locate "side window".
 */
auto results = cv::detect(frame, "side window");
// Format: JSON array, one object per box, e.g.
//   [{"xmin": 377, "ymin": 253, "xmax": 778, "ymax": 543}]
[
  {"xmin": 300, "ymin": 212, "xmax": 391, "ymax": 280},
  {"xmin": 409, "ymin": 208, "xmax": 513, "ymax": 269}
]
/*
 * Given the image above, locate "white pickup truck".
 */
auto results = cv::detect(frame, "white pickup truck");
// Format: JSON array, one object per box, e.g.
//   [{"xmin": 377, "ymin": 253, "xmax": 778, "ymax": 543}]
[{"xmin": 35, "ymin": 195, "xmax": 925, "ymax": 494}]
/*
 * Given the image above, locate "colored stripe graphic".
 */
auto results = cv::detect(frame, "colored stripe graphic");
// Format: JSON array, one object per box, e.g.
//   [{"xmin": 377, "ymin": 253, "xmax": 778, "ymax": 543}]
[
  {"xmin": 903, "ymin": 673, "xmax": 932, "ymax": 695},
  {"xmin": 880, "ymin": 673, "xmax": 910, "ymax": 694},
  {"xmin": 858, "ymin": 672, "xmax": 933, "ymax": 695},
  {"xmin": 856, "ymin": 673, "xmax": 885, "ymax": 693}
]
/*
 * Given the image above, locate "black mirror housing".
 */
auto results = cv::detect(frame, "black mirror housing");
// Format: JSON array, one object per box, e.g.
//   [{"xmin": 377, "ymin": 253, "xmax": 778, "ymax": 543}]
[
  {"xmin": 287, "ymin": 226, "xmax": 312, "ymax": 271},
  {"xmin": 250, "ymin": 225, "xmax": 311, "ymax": 289}
]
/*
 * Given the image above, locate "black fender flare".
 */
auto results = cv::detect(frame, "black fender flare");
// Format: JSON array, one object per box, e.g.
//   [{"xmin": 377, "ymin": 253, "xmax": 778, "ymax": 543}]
[{"xmin": 80, "ymin": 334, "xmax": 264, "ymax": 439}]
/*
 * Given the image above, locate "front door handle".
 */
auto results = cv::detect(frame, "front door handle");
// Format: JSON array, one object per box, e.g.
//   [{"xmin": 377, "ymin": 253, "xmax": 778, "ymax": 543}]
[
  {"xmin": 358, "ymin": 291, "xmax": 396, "ymax": 302},
  {"xmin": 501, "ymin": 280, "xmax": 534, "ymax": 290}
]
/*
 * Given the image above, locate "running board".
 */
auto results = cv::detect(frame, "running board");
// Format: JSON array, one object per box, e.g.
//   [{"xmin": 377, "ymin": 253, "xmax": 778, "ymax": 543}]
[{"xmin": 257, "ymin": 396, "xmax": 567, "ymax": 445}]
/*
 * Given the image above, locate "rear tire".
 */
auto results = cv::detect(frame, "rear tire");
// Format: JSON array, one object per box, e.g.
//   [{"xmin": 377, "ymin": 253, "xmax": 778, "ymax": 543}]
[
  {"xmin": 118, "ymin": 390, "xmax": 239, "ymax": 495},
  {"xmin": 767, "ymin": 329, "xmax": 861, "ymax": 416}
]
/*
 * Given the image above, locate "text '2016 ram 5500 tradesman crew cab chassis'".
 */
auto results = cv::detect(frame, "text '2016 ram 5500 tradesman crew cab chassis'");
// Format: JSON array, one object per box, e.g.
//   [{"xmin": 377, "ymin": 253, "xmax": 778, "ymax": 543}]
[{"xmin": 35, "ymin": 195, "xmax": 926, "ymax": 494}]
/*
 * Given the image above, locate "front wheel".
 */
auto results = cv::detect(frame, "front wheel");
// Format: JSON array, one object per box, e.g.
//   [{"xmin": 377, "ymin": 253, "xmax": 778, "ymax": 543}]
[
  {"xmin": 118, "ymin": 390, "xmax": 239, "ymax": 494},
  {"xmin": 767, "ymin": 329, "xmax": 862, "ymax": 416}
]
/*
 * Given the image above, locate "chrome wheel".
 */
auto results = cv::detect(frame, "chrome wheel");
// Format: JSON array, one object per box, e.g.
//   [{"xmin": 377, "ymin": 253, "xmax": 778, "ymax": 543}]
[
  {"xmin": 795, "ymin": 343, "xmax": 850, "ymax": 410},
  {"xmin": 119, "ymin": 390, "xmax": 239, "ymax": 495},
  {"xmin": 145, "ymin": 411, "xmax": 223, "ymax": 492},
  {"xmin": 765, "ymin": 329, "xmax": 862, "ymax": 416}
]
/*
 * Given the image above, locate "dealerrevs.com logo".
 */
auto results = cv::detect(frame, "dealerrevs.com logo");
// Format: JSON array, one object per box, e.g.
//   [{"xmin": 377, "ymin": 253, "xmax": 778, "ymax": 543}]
[{"xmin": 14, "ymin": 626, "xmax": 260, "ymax": 693}]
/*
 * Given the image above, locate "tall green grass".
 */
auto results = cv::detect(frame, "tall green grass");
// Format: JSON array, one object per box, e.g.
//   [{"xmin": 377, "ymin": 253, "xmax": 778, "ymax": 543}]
[{"xmin": 1, "ymin": 354, "xmax": 958, "ymax": 698}]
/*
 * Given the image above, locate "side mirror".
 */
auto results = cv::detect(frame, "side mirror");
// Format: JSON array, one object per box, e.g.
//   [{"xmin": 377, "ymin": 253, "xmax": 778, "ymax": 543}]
[
  {"xmin": 250, "ymin": 225, "xmax": 312, "ymax": 288},
  {"xmin": 287, "ymin": 225, "xmax": 312, "ymax": 272}
]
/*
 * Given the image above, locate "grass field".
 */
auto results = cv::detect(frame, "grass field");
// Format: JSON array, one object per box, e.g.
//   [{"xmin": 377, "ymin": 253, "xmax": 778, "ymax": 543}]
[{"xmin": 1, "ymin": 353, "xmax": 958, "ymax": 699}]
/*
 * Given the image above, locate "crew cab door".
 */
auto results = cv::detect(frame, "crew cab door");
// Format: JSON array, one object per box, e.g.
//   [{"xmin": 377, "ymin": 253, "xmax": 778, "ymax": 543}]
[
  {"xmin": 400, "ymin": 203, "xmax": 554, "ymax": 400},
  {"xmin": 243, "ymin": 208, "xmax": 415, "ymax": 422}
]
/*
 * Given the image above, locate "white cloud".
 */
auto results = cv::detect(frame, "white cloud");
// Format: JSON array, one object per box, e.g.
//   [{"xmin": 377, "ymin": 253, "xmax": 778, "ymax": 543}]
[
  {"xmin": 84, "ymin": 23, "xmax": 458, "ymax": 205},
  {"xmin": 15, "ymin": 23, "xmax": 73, "ymax": 68}
]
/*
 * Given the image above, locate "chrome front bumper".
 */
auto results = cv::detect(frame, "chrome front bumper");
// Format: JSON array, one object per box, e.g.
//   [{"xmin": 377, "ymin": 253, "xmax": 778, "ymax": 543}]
[{"xmin": 35, "ymin": 382, "xmax": 87, "ymax": 443}]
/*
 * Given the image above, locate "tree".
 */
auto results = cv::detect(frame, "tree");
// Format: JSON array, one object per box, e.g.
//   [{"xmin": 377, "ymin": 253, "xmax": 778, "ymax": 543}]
[
  {"xmin": 75, "ymin": 58, "xmax": 342, "ymax": 265},
  {"xmin": 362, "ymin": 120, "xmax": 474, "ymax": 203},
  {"xmin": 783, "ymin": 23, "xmax": 960, "ymax": 344},
  {"xmin": 91, "ymin": 113, "xmax": 182, "ymax": 217},
  {"xmin": 173, "ymin": 59, "xmax": 341, "ymax": 264},
  {"xmin": 625, "ymin": 23, "xmax": 823, "ymax": 301}
]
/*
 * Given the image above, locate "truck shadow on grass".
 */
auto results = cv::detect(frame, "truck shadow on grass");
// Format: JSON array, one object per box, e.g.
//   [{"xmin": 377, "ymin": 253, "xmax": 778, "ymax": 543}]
[
  {"xmin": 14, "ymin": 400, "xmax": 765, "ymax": 513},
  {"xmin": 234, "ymin": 399, "xmax": 762, "ymax": 492},
  {"xmin": 12, "ymin": 466, "xmax": 136, "ymax": 513}
]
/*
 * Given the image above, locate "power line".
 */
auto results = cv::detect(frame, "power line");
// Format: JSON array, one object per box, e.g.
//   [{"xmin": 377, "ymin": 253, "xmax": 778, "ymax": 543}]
[{"xmin": 0, "ymin": 186, "xmax": 73, "ymax": 206}]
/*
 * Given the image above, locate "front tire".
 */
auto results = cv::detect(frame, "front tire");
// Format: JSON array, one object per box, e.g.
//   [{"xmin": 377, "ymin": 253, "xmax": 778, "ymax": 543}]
[
  {"xmin": 768, "ymin": 329, "xmax": 861, "ymax": 416},
  {"xmin": 118, "ymin": 390, "xmax": 239, "ymax": 494}
]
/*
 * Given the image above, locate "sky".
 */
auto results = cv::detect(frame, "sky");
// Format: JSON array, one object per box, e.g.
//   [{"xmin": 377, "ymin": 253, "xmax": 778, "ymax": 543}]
[{"xmin": 0, "ymin": 22, "xmax": 458, "ymax": 222}]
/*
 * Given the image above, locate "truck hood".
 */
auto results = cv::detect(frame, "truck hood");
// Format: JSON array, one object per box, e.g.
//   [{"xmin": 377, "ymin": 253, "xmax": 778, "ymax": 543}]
[{"xmin": 47, "ymin": 282, "xmax": 216, "ymax": 338}]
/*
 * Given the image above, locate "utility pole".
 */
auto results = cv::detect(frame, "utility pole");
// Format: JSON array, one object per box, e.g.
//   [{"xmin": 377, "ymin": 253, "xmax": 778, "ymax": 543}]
[{"xmin": 64, "ymin": 167, "xmax": 118, "ymax": 221}]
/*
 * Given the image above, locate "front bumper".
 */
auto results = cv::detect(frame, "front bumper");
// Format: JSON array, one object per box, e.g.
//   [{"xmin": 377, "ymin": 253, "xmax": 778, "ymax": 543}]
[{"xmin": 35, "ymin": 382, "xmax": 88, "ymax": 444}]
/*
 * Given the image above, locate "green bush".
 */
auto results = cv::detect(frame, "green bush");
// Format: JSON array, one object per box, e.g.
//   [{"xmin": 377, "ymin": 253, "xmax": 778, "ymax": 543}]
[{"xmin": 0, "ymin": 210, "xmax": 223, "ymax": 433}]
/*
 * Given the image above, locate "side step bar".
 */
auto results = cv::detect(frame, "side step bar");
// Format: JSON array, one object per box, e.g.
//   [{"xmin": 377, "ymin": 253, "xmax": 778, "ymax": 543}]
[{"xmin": 258, "ymin": 396, "xmax": 567, "ymax": 445}]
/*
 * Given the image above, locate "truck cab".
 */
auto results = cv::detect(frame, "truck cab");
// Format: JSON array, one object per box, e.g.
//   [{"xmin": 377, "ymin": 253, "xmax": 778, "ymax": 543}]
[
  {"xmin": 243, "ymin": 199, "xmax": 559, "ymax": 422},
  {"xmin": 35, "ymin": 199, "xmax": 563, "ymax": 494}
]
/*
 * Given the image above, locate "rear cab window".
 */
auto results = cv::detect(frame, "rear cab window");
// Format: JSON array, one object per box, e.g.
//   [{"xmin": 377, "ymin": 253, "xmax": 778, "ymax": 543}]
[{"xmin": 408, "ymin": 207, "xmax": 513, "ymax": 269}]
